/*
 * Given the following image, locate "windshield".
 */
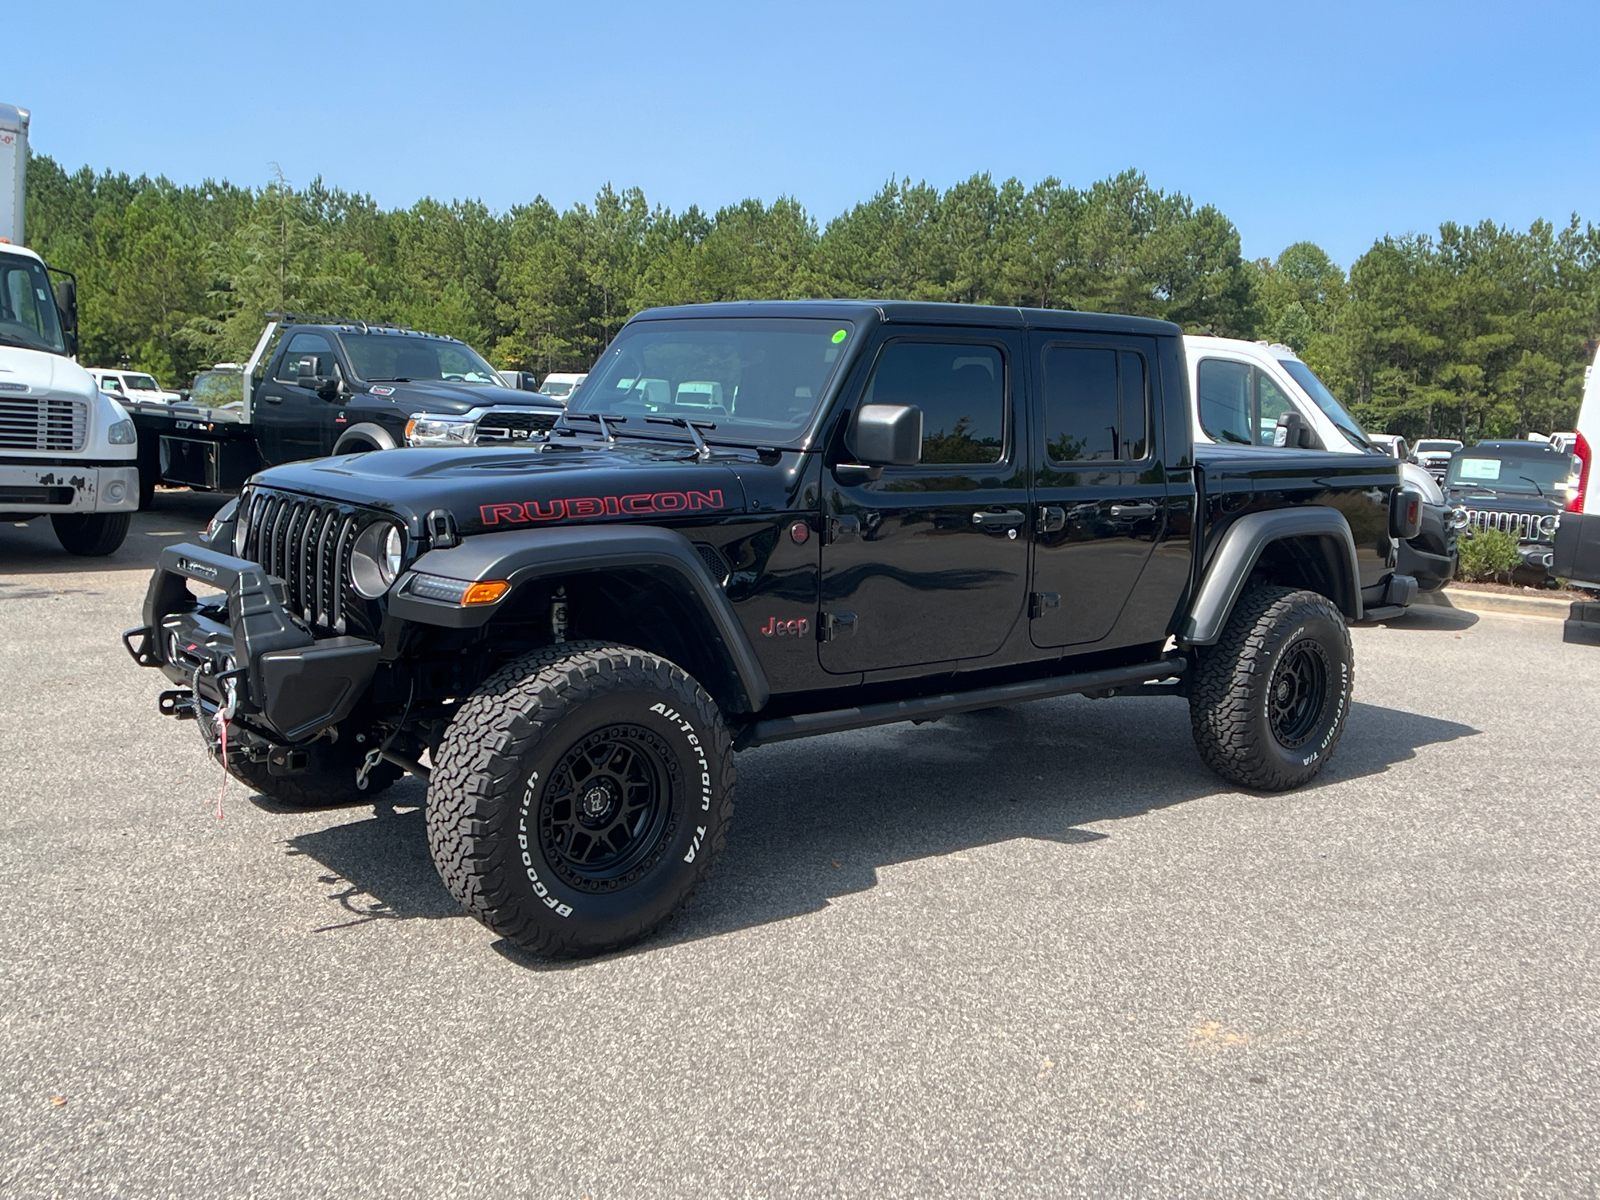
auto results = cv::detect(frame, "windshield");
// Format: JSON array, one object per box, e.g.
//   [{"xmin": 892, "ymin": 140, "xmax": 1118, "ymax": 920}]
[
  {"xmin": 1416, "ymin": 440, "xmax": 1461, "ymax": 453},
  {"xmin": 540, "ymin": 381, "xmax": 575, "ymax": 398},
  {"xmin": 126, "ymin": 374, "xmax": 162, "ymax": 391},
  {"xmin": 0, "ymin": 253, "xmax": 67, "ymax": 355},
  {"xmin": 339, "ymin": 333, "xmax": 501, "ymax": 384},
  {"xmin": 190, "ymin": 370, "xmax": 243, "ymax": 407},
  {"xmin": 1279, "ymin": 359, "xmax": 1369, "ymax": 450},
  {"xmin": 1447, "ymin": 452, "xmax": 1577, "ymax": 497},
  {"xmin": 570, "ymin": 318, "xmax": 856, "ymax": 446}
]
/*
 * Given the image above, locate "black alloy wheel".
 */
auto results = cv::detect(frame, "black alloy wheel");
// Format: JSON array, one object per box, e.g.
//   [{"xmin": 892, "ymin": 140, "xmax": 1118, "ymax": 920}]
[
  {"xmin": 542, "ymin": 726, "xmax": 674, "ymax": 889},
  {"xmin": 1267, "ymin": 638, "xmax": 1330, "ymax": 750}
]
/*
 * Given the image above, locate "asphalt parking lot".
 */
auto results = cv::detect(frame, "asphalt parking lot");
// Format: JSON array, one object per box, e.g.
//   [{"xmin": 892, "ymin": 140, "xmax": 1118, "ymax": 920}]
[{"xmin": 2, "ymin": 495, "xmax": 1597, "ymax": 1199}]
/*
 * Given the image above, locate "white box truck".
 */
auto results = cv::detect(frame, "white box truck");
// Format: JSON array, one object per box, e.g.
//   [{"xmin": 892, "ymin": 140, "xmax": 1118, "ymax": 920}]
[{"xmin": 0, "ymin": 102, "xmax": 139, "ymax": 554}]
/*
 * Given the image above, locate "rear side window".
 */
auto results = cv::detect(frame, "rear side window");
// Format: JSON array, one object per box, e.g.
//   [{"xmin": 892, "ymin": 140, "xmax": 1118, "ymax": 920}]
[
  {"xmin": 862, "ymin": 341, "xmax": 1005, "ymax": 465},
  {"xmin": 1042, "ymin": 346, "xmax": 1148, "ymax": 463}
]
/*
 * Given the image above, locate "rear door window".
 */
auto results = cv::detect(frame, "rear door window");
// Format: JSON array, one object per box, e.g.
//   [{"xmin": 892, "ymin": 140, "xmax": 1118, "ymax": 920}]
[{"xmin": 1041, "ymin": 345, "xmax": 1149, "ymax": 463}]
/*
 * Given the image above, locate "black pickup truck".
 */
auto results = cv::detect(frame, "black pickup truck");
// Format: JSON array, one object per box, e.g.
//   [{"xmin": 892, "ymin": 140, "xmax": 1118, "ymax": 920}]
[
  {"xmin": 123, "ymin": 316, "xmax": 565, "ymax": 508},
  {"xmin": 127, "ymin": 301, "xmax": 1421, "ymax": 957}
]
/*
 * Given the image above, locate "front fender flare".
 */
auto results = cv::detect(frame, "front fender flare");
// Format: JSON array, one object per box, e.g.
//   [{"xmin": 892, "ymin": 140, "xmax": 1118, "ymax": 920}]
[
  {"xmin": 388, "ymin": 524, "xmax": 771, "ymax": 714},
  {"xmin": 1181, "ymin": 507, "xmax": 1362, "ymax": 646}
]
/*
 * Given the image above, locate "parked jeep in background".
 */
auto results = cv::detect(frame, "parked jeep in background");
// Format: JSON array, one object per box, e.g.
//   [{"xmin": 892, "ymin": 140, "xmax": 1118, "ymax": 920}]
[
  {"xmin": 90, "ymin": 367, "xmax": 182, "ymax": 404},
  {"xmin": 127, "ymin": 300, "xmax": 1421, "ymax": 957},
  {"xmin": 1185, "ymin": 336, "xmax": 1459, "ymax": 591},
  {"xmin": 1445, "ymin": 439, "xmax": 1576, "ymax": 581}
]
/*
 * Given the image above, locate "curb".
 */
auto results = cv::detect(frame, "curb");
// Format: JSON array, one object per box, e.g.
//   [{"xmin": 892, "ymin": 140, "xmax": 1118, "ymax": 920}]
[{"xmin": 1422, "ymin": 587, "xmax": 1573, "ymax": 619}]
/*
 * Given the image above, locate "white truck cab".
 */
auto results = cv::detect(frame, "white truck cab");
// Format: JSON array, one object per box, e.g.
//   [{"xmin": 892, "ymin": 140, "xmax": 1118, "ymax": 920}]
[
  {"xmin": 1184, "ymin": 335, "xmax": 1446, "ymax": 504},
  {"xmin": 1, "ymin": 102, "xmax": 139, "ymax": 555},
  {"xmin": 1184, "ymin": 336, "xmax": 1458, "ymax": 592}
]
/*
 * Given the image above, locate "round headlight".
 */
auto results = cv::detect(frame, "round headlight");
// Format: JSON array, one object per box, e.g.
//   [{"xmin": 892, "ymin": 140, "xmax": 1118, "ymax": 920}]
[{"xmin": 351, "ymin": 522, "xmax": 405, "ymax": 599}]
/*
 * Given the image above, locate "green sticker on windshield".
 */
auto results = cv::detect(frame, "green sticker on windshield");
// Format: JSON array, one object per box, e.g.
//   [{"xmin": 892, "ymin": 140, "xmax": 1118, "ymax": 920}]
[{"xmin": 831, "ymin": 329, "xmax": 848, "ymax": 344}]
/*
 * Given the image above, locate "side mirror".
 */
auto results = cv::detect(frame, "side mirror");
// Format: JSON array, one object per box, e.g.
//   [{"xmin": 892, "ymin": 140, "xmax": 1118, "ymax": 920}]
[
  {"xmin": 854, "ymin": 403, "xmax": 923, "ymax": 466},
  {"xmin": 297, "ymin": 356, "xmax": 340, "ymax": 398},
  {"xmin": 53, "ymin": 277, "xmax": 79, "ymax": 356},
  {"xmin": 1273, "ymin": 410, "xmax": 1318, "ymax": 450}
]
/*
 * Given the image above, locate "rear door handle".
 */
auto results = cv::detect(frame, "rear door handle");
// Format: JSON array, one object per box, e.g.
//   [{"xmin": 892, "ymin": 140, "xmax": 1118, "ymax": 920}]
[
  {"xmin": 972, "ymin": 508, "xmax": 1026, "ymax": 532},
  {"xmin": 1109, "ymin": 502, "xmax": 1157, "ymax": 519}
]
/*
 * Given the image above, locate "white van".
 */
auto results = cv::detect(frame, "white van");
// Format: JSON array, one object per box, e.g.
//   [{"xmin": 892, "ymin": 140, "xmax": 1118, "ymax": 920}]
[
  {"xmin": 1551, "ymin": 346, "xmax": 1597, "ymax": 606},
  {"xmin": 1184, "ymin": 337, "xmax": 1458, "ymax": 591}
]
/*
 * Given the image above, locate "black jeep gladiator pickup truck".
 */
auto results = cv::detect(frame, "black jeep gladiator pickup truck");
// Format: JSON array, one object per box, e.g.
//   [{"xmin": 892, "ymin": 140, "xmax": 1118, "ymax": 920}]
[{"xmin": 127, "ymin": 301, "xmax": 1421, "ymax": 956}]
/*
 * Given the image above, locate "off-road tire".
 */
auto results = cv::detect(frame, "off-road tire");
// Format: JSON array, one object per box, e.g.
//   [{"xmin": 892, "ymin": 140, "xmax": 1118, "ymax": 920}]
[
  {"xmin": 1188, "ymin": 585, "xmax": 1353, "ymax": 791},
  {"xmin": 427, "ymin": 642, "xmax": 735, "ymax": 958},
  {"xmin": 51, "ymin": 512, "xmax": 131, "ymax": 556},
  {"xmin": 225, "ymin": 752, "xmax": 402, "ymax": 808}
]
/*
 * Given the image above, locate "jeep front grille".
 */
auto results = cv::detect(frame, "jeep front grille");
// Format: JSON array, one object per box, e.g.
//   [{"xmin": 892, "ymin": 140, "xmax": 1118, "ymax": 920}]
[
  {"xmin": 0, "ymin": 396, "xmax": 87, "ymax": 451},
  {"xmin": 1463, "ymin": 509, "xmax": 1558, "ymax": 543},
  {"xmin": 475, "ymin": 407, "xmax": 558, "ymax": 444},
  {"xmin": 236, "ymin": 488, "xmax": 380, "ymax": 634}
]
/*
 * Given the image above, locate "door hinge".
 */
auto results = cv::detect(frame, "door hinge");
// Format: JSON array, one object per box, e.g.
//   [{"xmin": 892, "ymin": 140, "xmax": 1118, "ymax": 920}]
[
  {"xmin": 1029, "ymin": 592, "xmax": 1060, "ymax": 619},
  {"xmin": 819, "ymin": 610, "xmax": 858, "ymax": 641},
  {"xmin": 1037, "ymin": 506, "xmax": 1066, "ymax": 534},
  {"xmin": 826, "ymin": 514, "xmax": 861, "ymax": 543}
]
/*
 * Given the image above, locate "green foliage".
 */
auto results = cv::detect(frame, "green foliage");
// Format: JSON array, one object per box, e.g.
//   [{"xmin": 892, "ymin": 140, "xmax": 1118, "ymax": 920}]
[
  {"xmin": 21, "ymin": 151, "xmax": 1600, "ymax": 436},
  {"xmin": 22, "ymin": 158, "xmax": 1257, "ymax": 386},
  {"xmin": 1456, "ymin": 528, "xmax": 1522, "ymax": 582}
]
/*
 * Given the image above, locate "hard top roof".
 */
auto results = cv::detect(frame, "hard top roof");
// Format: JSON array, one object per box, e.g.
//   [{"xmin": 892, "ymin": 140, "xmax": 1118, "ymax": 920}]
[
  {"xmin": 629, "ymin": 299, "xmax": 1179, "ymax": 336},
  {"xmin": 1462, "ymin": 440, "xmax": 1573, "ymax": 457}
]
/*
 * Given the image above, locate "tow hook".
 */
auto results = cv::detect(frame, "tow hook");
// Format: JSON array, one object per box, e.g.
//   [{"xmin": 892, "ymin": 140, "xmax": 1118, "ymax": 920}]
[{"xmin": 159, "ymin": 690, "xmax": 197, "ymax": 720}]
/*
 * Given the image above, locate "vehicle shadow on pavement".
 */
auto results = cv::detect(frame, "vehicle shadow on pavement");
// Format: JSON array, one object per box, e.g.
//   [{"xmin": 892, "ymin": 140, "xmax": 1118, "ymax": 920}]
[
  {"xmin": 0, "ymin": 491, "xmax": 225, "ymax": 576},
  {"xmin": 622, "ymin": 696, "xmax": 1479, "ymax": 960},
  {"xmin": 262, "ymin": 692, "xmax": 1476, "ymax": 966}
]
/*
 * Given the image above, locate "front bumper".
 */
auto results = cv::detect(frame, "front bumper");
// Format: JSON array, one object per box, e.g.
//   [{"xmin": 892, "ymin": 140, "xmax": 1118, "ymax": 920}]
[
  {"xmin": 0, "ymin": 462, "xmax": 138, "ymax": 514},
  {"xmin": 125, "ymin": 542, "xmax": 382, "ymax": 744}
]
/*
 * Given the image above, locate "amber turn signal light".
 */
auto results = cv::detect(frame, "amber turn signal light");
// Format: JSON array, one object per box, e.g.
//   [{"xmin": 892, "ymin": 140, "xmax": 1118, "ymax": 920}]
[{"xmin": 462, "ymin": 580, "xmax": 511, "ymax": 606}]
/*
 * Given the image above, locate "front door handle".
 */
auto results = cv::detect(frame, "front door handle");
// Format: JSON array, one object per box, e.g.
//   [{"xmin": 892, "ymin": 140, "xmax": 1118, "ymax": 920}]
[
  {"xmin": 260, "ymin": 393, "xmax": 282, "ymax": 404},
  {"xmin": 1109, "ymin": 502, "xmax": 1157, "ymax": 519},
  {"xmin": 972, "ymin": 508, "xmax": 1026, "ymax": 532}
]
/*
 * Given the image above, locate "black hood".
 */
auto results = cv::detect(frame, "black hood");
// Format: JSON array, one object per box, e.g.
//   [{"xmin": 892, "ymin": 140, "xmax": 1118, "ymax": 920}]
[
  {"xmin": 250, "ymin": 441, "xmax": 750, "ymax": 534},
  {"xmin": 1445, "ymin": 485, "xmax": 1562, "ymax": 513},
  {"xmin": 362, "ymin": 380, "xmax": 565, "ymax": 416}
]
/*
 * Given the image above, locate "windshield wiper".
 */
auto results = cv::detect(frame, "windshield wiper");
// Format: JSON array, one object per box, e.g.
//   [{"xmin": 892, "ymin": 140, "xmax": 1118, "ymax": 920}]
[
  {"xmin": 647, "ymin": 416, "xmax": 715, "ymax": 461},
  {"xmin": 364, "ymin": 377, "xmax": 412, "ymax": 383},
  {"xmin": 1517, "ymin": 475, "xmax": 1547, "ymax": 497}
]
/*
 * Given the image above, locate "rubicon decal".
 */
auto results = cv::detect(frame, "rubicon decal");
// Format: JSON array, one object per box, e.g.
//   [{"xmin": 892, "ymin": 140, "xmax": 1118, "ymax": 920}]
[{"xmin": 481, "ymin": 489, "xmax": 725, "ymax": 526}]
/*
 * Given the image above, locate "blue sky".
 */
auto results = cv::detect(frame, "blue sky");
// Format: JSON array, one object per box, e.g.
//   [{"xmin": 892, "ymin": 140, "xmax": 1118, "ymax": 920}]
[{"xmin": 11, "ymin": 0, "xmax": 1597, "ymax": 268}]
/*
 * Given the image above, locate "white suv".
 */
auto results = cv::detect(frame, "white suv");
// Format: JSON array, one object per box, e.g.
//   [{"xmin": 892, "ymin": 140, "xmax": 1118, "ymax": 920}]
[{"xmin": 1185, "ymin": 337, "xmax": 1458, "ymax": 591}]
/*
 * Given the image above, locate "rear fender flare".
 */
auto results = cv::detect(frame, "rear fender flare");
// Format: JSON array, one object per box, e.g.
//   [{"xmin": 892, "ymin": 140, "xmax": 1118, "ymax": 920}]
[
  {"xmin": 388, "ymin": 524, "xmax": 771, "ymax": 714},
  {"xmin": 1181, "ymin": 508, "xmax": 1362, "ymax": 645}
]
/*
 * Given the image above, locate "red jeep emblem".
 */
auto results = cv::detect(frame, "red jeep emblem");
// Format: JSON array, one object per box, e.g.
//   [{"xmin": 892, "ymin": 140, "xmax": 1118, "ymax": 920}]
[{"xmin": 760, "ymin": 616, "xmax": 810, "ymax": 638}]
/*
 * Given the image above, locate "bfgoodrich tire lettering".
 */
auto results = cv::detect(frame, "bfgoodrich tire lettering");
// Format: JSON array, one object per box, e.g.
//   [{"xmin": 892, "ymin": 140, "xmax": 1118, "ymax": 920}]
[
  {"xmin": 1188, "ymin": 585, "xmax": 1353, "ymax": 791},
  {"xmin": 426, "ymin": 642, "xmax": 735, "ymax": 957}
]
